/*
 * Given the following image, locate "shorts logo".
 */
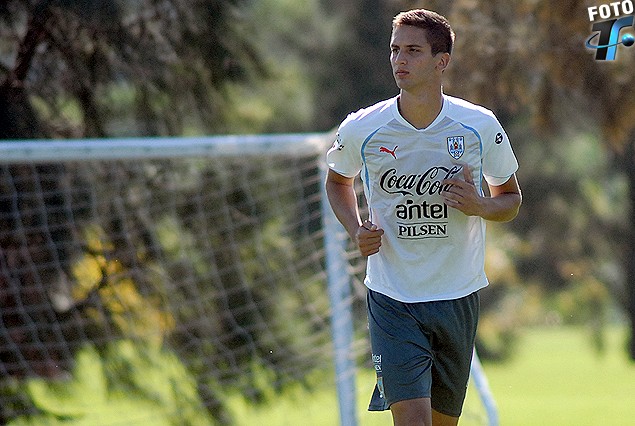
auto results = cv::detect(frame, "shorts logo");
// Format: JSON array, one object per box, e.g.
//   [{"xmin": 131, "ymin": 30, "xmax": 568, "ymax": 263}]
[
  {"xmin": 377, "ymin": 377, "xmax": 385, "ymax": 399},
  {"xmin": 372, "ymin": 353, "xmax": 382, "ymax": 372},
  {"xmin": 495, "ymin": 132, "xmax": 503, "ymax": 144},
  {"xmin": 372, "ymin": 353, "xmax": 385, "ymax": 399},
  {"xmin": 447, "ymin": 136, "xmax": 465, "ymax": 160}
]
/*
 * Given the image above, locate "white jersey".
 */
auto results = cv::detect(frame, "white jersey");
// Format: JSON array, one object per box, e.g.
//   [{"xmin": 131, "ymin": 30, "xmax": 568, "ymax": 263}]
[{"xmin": 327, "ymin": 94, "xmax": 518, "ymax": 303}]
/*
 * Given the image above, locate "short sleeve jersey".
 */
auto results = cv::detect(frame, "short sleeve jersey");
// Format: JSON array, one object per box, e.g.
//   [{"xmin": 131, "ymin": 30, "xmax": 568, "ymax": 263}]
[{"xmin": 327, "ymin": 94, "xmax": 518, "ymax": 303}]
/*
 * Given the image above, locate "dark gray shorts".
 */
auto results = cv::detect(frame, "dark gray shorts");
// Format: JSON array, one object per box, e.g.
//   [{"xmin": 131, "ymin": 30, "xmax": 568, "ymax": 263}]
[{"xmin": 367, "ymin": 289, "xmax": 480, "ymax": 417}]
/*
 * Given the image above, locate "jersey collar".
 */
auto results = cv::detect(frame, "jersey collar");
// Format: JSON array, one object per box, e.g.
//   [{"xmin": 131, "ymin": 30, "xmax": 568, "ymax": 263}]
[{"xmin": 391, "ymin": 94, "xmax": 448, "ymax": 131}]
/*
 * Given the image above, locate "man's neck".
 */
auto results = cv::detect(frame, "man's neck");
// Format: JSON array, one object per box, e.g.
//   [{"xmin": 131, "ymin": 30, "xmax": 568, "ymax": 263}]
[{"xmin": 397, "ymin": 89, "xmax": 444, "ymax": 130}]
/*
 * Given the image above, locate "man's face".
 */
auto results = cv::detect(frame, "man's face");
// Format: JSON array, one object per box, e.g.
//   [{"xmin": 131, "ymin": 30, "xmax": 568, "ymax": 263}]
[{"xmin": 390, "ymin": 25, "xmax": 446, "ymax": 92}]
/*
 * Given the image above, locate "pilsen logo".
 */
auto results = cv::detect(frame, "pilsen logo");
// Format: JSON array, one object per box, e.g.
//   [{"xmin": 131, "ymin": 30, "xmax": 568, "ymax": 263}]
[{"xmin": 379, "ymin": 165, "xmax": 462, "ymax": 196}]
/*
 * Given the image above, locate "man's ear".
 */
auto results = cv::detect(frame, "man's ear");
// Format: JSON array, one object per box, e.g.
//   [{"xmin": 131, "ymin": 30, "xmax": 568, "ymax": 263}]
[{"xmin": 436, "ymin": 52, "xmax": 451, "ymax": 72}]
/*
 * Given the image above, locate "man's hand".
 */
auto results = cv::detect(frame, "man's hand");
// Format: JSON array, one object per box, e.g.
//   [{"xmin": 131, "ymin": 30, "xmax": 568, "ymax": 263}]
[
  {"xmin": 442, "ymin": 166, "xmax": 522, "ymax": 222},
  {"xmin": 356, "ymin": 220, "xmax": 383, "ymax": 257},
  {"xmin": 441, "ymin": 165, "xmax": 482, "ymax": 216},
  {"xmin": 325, "ymin": 169, "xmax": 386, "ymax": 256}
]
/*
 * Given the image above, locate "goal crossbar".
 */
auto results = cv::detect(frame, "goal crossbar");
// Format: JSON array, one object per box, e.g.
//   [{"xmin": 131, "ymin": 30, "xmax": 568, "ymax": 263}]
[{"xmin": 0, "ymin": 133, "xmax": 327, "ymax": 162}]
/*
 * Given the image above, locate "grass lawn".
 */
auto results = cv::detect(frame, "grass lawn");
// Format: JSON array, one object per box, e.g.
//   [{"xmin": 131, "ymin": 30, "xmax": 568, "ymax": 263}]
[
  {"xmin": 484, "ymin": 326, "xmax": 635, "ymax": 426},
  {"xmin": 227, "ymin": 326, "xmax": 635, "ymax": 425}
]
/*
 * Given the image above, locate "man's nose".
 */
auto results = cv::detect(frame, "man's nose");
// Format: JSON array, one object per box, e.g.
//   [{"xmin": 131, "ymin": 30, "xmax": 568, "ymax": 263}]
[{"xmin": 393, "ymin": 51, "xmax": 406, "ymax": 64}]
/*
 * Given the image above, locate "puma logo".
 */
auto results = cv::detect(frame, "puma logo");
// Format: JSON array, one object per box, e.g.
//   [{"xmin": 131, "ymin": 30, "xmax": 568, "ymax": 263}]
[{"xmin": 380, "ymin": 145, "xmax": 398, "ymax": 159}]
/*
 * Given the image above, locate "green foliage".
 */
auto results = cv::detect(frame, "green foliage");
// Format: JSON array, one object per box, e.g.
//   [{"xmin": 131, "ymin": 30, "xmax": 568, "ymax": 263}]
[
  {"xmin": 222, "ymin": 0, "xmax": 342, "ymax": 133},
  {"xmin": 149, "ymin": 157, "xmax": 332, "ymax": 398},
  {"xmin": 8, "ymin": 341, "xmax": 213, "ymax": 426},
  {"xmin": 309, "ymin": 0, "xmax": 398, "ymax": 130},
  {"xmin": 1, "ymin": 0, "xmax": 268, "ymax": 137},
  {"xmin": 475, "ymin": 123, "xmax": 629, "ymax": 358},
  {"xmin": 511, "ymin": 126, "xmax": 627, "ymax": 295}
]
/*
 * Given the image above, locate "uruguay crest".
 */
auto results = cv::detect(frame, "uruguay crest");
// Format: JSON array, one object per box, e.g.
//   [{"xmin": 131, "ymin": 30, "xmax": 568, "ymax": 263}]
[{"xmin": 447, "ymin": 136, "xmax": 465, "ymax": 159}]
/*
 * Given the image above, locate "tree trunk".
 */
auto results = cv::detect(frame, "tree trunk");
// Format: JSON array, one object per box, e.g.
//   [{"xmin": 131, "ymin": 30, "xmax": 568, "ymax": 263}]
[
  {"xmin": 626, "ymin": 136, "xmax": 635, "ymax": 360},
  {"xmin": 0, "ymin": 1, "xmax": 52, "ymax": 138}
]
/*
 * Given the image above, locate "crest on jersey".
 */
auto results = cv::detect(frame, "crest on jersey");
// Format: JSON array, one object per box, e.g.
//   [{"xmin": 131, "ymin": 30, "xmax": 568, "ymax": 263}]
[{"xmin": 447, "ymin": 136, "xmax": 465, "ymax": 159}]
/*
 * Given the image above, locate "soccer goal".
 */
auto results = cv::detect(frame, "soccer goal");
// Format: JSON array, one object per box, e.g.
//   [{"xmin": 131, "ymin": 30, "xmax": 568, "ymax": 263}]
[{"xmin": 0, "ymin": 134, "xmax": 497, "ymax": 426}]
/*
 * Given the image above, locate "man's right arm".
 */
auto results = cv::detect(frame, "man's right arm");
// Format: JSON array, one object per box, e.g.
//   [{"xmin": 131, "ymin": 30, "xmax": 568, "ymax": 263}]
[{"xmin": 325, "ymin": 169, "xmax": 383, "ymax": 257}]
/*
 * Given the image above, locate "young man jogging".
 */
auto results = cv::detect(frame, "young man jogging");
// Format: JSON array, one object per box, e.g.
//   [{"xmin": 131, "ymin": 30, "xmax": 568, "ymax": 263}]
[{"xmin": 325, "ymin": 9, "xmax": 521, "ymax": 426}]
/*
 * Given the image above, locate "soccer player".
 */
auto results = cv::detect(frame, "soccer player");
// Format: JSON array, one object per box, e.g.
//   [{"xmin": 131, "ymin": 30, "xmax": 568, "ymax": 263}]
[{"xmin": 325, "ymin": 9, "xmax": 521, "ymax": 426}]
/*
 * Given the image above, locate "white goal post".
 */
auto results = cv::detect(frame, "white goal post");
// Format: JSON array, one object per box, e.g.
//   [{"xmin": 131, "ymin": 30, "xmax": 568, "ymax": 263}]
[{"xmin": 0, "ymin": 134, "xmax": 497, "ymax": 426}]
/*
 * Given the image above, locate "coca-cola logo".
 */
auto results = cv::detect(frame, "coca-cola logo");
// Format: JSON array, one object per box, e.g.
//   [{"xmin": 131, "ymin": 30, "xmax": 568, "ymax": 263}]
[{"xmin": 379, "ymin": 165, "xmax": 462, "ymax": 196}]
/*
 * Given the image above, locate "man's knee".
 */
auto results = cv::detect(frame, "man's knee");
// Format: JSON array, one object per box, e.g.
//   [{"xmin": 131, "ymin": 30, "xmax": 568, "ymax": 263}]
[
  {"xmin": 432, "ymin": 409, "xmax": 459, "ymax": 426},
  {"xmin": 390, "ymin": 398, "xmax": 460, "ymax": 426},
  {"xmin": 390, "ymin": 397, "xmax": 432, "ymax": 426}
]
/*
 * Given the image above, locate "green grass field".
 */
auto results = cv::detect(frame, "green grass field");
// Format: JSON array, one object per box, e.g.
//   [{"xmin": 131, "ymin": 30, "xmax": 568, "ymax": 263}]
[
  {"xmin": 484, "ymin": 326, "xmax": 635, "ymax": 426},
  {"xmin": 227, "ymin": 326, "xmax": 635, "ymax": 425}
]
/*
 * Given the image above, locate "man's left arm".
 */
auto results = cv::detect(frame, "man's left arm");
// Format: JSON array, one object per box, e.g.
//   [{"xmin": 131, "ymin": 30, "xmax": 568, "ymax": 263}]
[{"xmin": 442, "ymin": 166, "xmax": 521, "ymax": 222}]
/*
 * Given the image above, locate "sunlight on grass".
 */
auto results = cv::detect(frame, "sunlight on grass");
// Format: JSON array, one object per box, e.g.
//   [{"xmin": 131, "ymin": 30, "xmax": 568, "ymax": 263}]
[
  {"xmin": 227, "ymin": 326, "xmax": 635, "ymax": 426},
  {"xmin": 486, "ymin": 326, "xmax": 635, "ymax": 426}
]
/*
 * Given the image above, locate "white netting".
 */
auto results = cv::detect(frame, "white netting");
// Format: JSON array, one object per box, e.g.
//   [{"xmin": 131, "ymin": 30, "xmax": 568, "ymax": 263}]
[
  {"xmin": 0, "ymin": 135, "xmax": 357, "ymax": 423},
  {"xmin": 0, "ymin": 135, "xmax": 494, "ymax": 425}
]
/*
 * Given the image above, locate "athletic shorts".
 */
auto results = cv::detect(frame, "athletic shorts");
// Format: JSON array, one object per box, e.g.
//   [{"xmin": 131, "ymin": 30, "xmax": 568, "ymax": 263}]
[{"xmin": 366, "ymin": 289, "xmax": 480, "ymax": 417}]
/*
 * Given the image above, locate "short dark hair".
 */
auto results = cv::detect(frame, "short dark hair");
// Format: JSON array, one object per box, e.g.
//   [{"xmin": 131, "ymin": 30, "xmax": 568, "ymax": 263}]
[{"xmin": 392, "ymin": 9, "xmax": 455, "ymax": 55}]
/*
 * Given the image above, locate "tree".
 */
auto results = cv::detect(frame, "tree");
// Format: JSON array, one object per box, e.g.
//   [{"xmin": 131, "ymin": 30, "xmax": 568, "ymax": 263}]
[
  {"xmin": 0, "ymin": 0, "xmax": 265, "ymax": 139},
  {"xmin": 311, "ymin": 0, "xmax": 399, "ymax": 130},
  {"xmin": 437, "ymin": 0, "xmax": 635, "ymax": 357},
  {"xmin": 0, "ymin": 1, "xmax": 268, "ymax": 422}
]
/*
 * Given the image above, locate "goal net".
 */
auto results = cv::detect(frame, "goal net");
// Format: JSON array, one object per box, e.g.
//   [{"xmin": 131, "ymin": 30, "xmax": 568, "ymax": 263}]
[{"xmin": 0, "ymin": 134, "xmax": 496, "ymax": 426}]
